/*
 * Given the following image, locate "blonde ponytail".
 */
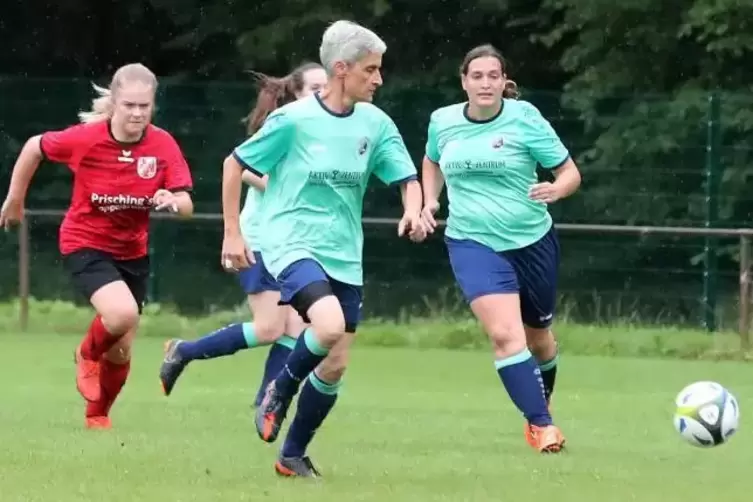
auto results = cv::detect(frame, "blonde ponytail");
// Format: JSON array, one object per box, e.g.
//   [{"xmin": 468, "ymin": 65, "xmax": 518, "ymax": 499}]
[
  {"xmin": 77, "ymin": 64, "xmax": 158, "ymax": 124},
  {"xmin": 78, "ymin": 84, "xmax": 114, "ymax": 123}
]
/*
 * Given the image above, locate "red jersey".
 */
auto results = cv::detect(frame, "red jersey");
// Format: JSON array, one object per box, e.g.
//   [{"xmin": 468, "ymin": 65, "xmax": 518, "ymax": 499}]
[{"xmin": 40, "ymin": 121, "xmax": 193, "ymax": 260}]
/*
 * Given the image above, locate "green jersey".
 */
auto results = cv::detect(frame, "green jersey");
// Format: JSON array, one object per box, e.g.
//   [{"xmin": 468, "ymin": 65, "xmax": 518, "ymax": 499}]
[
  {"xmin": 233, "ymin": 95, "xmax": 417, "ymax": 285},
  {"xmin": 425, "ymin": 99, "xmax": 570, "ymax": 251}
]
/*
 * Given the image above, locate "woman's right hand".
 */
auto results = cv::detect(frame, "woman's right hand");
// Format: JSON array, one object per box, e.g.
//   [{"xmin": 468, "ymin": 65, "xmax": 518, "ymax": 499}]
[
  {"xmin": 221, "ymin": 231, "xmax": 254, "ymax": 271},
  {"xmin": 0, "ymin": 196, "xmax": 24, "ymax": 231},
  {"xmin": 421, "ymin": 199, "xmax": 440, "ymax": 234}
]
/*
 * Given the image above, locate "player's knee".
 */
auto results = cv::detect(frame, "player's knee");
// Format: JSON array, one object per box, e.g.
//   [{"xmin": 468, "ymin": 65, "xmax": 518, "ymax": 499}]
[
  {"xmin": 311, "ymin": 321, "xmax": 345, "ymax": 349},
  {"xmin": 254, "ymin": 317, "xmax": 285, "ymax": 343},
  {"xmin": 100, "ymin": 306, "xmax": 140, "ymax": 335},
  {"xmin": 488, "ymin": 321, "xmax": 527, "ymax": 357},
  {"xmin": 307, "ymin": 297, "xmax": 346, "ymax": 348}
]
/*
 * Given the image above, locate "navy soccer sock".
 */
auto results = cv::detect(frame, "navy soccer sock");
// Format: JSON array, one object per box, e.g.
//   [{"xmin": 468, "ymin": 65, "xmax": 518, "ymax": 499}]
[
  {"xmin": 273, "ymin": 328, "xmax": 330, "ymax": 401},
  {"xmin": 254, "ymin": 334, "xmax": 297, "ymax": 407},
  {"xmin": 178, "ymin": 322, "xmax": 261, "ymax": 362},
  {"xmin": 281, "ymin": 372, "xmax": 341, "ymax": 458},
  {"xmin": 538, "ymin": 352, "xmax": 558, "ymax": 402},
  {"xmin": 495, "ymin": 348, "xmax": 552, "ymax": 427}
]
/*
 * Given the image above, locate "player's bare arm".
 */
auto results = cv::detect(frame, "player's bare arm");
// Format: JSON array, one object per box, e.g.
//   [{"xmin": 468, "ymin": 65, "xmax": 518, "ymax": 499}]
[
  {"xmin": 528, "ymin": 158, "xmax": 581, "ymax": 204},
  {"xmin": 0, "ymin": 135, "xmax": 44, "ymax": 229},
  {"xmin": 153, "ymin": 189, "xmax": 193, "ymax": 217},
  {"xmin": 398, "ymin": 179, "xmax": 425, "ymax": 242},
  {"xmin": 420, "ymin": 155, "xmax": 445, "ymax": 233},
  {"xmin": 241, "ymin": 170, "xmax": 268, "ymax": 191},
  {"xmin": 221, "ymin": 154, "xmax": 253, "ymax": 270}
]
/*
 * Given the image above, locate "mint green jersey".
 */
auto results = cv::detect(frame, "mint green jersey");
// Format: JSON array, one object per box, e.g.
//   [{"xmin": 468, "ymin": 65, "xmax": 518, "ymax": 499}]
[
  {"xmin": 232, "ymin": 95, "xmax": 417, "ymax": 286},
  {"xmin": 425, "ymin": 99, "xmax": 570, "ymax": 251},
  {"xmin": 239, "ymin": 186, "xmax": 263, "ymax": 251}
]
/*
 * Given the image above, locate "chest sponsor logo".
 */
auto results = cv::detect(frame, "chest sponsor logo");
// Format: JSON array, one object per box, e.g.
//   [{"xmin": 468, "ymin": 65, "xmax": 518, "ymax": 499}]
[
  {"xmin": 307, "ymin": 170, "xmax": 364, "ymax": 187},
  {"xmin": 90, "ymin": 193, "xmax": 154, "ymax": 213}
]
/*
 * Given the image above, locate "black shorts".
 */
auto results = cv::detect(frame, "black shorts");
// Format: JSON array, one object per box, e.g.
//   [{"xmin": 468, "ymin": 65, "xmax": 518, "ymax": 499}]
[{"xmin": 62, "ymin": 249, "xmax": 150, "ymax": 313}]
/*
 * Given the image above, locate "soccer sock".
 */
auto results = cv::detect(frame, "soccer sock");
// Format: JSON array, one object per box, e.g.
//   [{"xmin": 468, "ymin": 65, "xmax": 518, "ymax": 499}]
[
  {"xmin": 254, "ymin": 335, "xmax": 297, "ymax": 407},
  {"xmin": 178, "ymin": 322, "xmax": 261, "ymax": 361},
  {"xmin": 281, "ymin": 372, "xmax": 341, "ymax": 458},
  {"xmin": 80, "ymin": 315, "xmax": 121, "ymax": 361},
  {"xmin": 495, "ymin": 348, "xmax": 552, "ymax": 427},
  {"xmin": 86, "ymin": 359, "xmax": 131, "ymax": 418},
  {"xmin": 538, "ymin": 352, "xmax": 559, "ymax": 402},
  {"xmin": 273, "ymin": 328, "xmax": 330, "ymax": 401}
]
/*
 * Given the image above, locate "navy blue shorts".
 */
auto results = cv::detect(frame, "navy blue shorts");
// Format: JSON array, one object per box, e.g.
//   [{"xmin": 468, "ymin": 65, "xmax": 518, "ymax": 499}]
[
  {"xmin": 237, "ymin": 252, "xmax": 280, "ymax": 294},
  {"xmin": 445, "ymin": 226, "xmax": 560, "ymax": 329},
  {"xmin": 277, "ymin": 258, "xmax": 363, "ymax": 333}
]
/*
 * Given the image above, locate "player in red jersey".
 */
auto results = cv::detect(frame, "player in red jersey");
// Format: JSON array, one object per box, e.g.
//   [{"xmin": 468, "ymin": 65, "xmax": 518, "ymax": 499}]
[{"xmin": 0, "ymin": 63, "xmax": 194, "ymax": 429}]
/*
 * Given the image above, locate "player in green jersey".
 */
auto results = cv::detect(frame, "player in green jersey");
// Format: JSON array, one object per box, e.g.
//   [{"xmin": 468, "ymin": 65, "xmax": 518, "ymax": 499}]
[
  {"xmin": 421, "ymin": 44, "xmax": 582, "ymax": 453},
  {"xmin": 221, "ymin": 20, "xmax": 425, "ymax": 477}
]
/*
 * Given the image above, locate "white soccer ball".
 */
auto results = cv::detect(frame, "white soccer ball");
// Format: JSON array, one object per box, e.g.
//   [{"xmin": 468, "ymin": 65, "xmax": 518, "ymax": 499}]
[{"xmin": 673, "ymin": 381, "xmax": 739, "ymax": 447}]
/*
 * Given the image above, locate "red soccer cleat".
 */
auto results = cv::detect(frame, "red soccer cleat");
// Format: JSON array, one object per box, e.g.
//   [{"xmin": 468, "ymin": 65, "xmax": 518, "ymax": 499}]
[{"xmin": 75, "ymin": 345, "xmax": 102, "ymax": 402}]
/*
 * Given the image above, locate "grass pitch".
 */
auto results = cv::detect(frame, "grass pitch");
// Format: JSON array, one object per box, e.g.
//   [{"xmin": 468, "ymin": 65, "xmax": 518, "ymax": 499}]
[{"xmin": 0, "ymin": 333, "xmax": 751, "ymax": 502}]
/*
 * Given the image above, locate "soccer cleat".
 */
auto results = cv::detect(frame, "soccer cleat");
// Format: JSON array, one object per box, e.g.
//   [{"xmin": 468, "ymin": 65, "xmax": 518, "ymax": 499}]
[
  {"xmin": 254, "ymin": 382, "xmax": 292, "ymax": 443},
  {"xmin": 160, "ymin": 339, "xmax": 188, "ymax": 396},
  {"xmin": 275, "ymin": 455, "xmax": 321, "ymax": 478},
  {"xmin": 85, "ymin": 416, "xmax": 112, "ymax": 430},
  {"xmin": 524, "ymin": 399, "xmax": 552, "ymax": 447},
  {"xmin": 75, "ymin": 345, "xmax": 102, "ymax": 402},
  {"xmin": 526, "ymin": 424, "xmax": 566, "ymax": 453}
]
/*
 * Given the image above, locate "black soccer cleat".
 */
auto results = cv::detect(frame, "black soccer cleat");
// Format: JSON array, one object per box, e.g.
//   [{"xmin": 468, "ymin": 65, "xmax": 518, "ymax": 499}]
[
  {"xmin": 254, "ymin": 382, "xmax": 292, "ymax": 443},
  {"xmin": 160, "ymin": 339, "xmax": 188, "ymax": 396},
  {"xmin": 274, "ymin": 455, "xmax": 321, "ymax": 478}
]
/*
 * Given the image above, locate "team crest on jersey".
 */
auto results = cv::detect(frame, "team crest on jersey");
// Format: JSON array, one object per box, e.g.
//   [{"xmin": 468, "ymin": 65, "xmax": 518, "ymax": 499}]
[
  {"xmin": 137, "ymin": 157, "xmax": 158, "ymax": 179},
  {"xmin": 492, "ymin": 137, "xmax": 504, "ymax": 149},
  {"xmin": 358, "ymin": 137, "xmax": 369, "ymax": 155}
]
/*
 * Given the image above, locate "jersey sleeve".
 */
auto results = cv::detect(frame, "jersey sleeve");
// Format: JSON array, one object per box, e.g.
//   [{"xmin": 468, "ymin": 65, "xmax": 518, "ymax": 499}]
[
  {"xmin": 232, "ymin": 110, "xmax": 294, "ymax": 177},
  {"xmin": 39, "ymin": 124, "xmax": 88, "ymax": 167},
  {"xmin": 521, "ymin": 102, "xmax": 570, "ymax": 170},
  {"xmin": 161, "ymin": 133, "xmax": 193, "ymax": 192},
  {"xmin": 424, "ymin": 113, "xmax": 440, "ymax": 163},
  {"xmin": 371, "ymin": 116, "xmax": 418, "ymax": 186}
]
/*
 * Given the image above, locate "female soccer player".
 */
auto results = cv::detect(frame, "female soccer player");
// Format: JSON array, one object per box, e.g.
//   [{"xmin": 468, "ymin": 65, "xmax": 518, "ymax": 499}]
[
  {"xmin": 221, "ymin": 20, "xmax": 424, "ymax": 477},
  {"xmin": 159, "ymin": 63, "xmax": 328, "ymax": 407},
  {"xmin": 0, "ymin": 63, "xmax": 194, "ymax": 430},
  {"xmin": 420, "ymin": 44, "xmax": 581, "ymax": 453}
]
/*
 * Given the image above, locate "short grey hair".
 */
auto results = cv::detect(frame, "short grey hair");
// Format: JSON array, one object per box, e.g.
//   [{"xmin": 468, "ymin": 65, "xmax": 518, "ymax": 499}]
[{"xmin": 319, "ymin": 20, "xmax": 387, "ymax": 74}]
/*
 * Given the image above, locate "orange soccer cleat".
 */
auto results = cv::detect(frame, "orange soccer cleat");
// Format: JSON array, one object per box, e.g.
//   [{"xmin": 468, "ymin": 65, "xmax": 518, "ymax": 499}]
[
  {"xmin": 525, "ymin": 424, "xmax": 566, "ymax": 453},
  {"xmin": 74, "ymin": 345, "xmax": 102, "ymax": 402}
]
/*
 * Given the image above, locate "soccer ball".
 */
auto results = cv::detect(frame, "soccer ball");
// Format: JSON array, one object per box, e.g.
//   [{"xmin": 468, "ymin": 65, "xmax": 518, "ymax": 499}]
[{"xmin": 673, "ymin": 381, "xmax": 739, "ymax": 447}]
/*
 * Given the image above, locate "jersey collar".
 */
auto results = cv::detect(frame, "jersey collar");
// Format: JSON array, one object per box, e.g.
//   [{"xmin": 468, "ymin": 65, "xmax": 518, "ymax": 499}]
[{"xmin": 463, "ymin": 101, "xmax": 504, "ymax": 124}]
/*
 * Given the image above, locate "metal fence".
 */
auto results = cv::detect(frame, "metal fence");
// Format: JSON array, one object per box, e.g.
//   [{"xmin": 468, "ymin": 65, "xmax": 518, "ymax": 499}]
[{"xmin": 6, "ymin": 209, "xmax": 753, "ymax": 348}]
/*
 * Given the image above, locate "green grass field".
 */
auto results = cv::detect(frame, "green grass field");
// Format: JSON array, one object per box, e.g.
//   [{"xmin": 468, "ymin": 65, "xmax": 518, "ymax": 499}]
[{"xmin": 1, "ymin": 332, "xmax": 751, "ymax": 502}]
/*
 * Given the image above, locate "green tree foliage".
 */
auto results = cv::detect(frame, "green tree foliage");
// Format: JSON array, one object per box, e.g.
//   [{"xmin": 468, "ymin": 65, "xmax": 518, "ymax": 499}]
[
  {"xmin": 537, "ymin": 0, "xmax": 753, "ymax": 228},
  {"xmin": 3, "ymin": 0, "xmax": 753, "ymax": 323}
]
